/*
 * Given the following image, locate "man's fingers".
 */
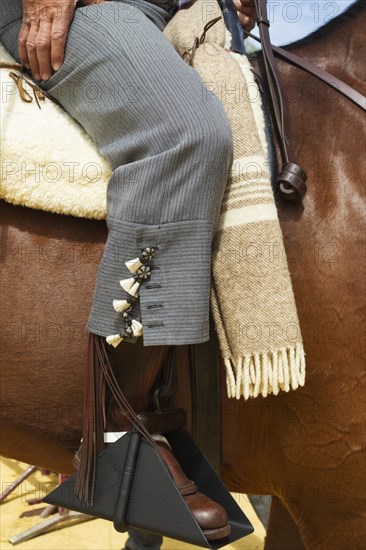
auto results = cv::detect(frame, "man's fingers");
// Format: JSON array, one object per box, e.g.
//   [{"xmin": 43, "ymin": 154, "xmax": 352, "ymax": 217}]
[
  {"xmin": 19, "ymin": 1, "xmax": 75, "ymax": 81},
  {"xmin": 18, "ymin": 21, "xmax": 31, "ymax": 68},
  {"xmin": 36, "ymin": 18, "xmax": 53, "ymax": 80},
  {"xmin": 238, "ymin": 13, "xmax": 256, "ymax": 33},
  {"xmin": 50, "ymin": 10, "xmax": 72, "ymax": 71},
  {"xmin": 25, "ymin": 23, "xmax": 41, "ymax": 80},
  {"xmin": 233, "ymin": 0, "xmax": 256, "ymax": 13},
  {"xmin": 233, "ymin": 0, "xmax": 257, "ymax": 32}
]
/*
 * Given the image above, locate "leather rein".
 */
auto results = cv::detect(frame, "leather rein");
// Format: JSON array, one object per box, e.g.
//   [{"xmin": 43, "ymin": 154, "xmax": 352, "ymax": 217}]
[
  {"xmin": 246, "ymin": 30, "xmax": 366, "ymax": 113},
  {"xmin": 246, "ymin": 0, "xmax": 366, "ymax": 203}
]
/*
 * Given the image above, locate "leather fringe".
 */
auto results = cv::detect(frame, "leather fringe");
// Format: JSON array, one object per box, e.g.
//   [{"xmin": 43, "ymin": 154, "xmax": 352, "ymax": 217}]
[
  {"xmin": 74, "ymin": 333, "xmax": 157, "ymax": 504},
  {"xmin": 0, "ymin": 62, "xmax": 62, "ymax": 108},
  {"xmin": 74, "ymin": 333, "xmax": 106, "ymax": 504}
]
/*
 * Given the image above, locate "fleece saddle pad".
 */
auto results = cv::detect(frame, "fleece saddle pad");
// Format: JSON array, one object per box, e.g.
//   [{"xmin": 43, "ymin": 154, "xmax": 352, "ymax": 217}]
[
  {"xmin": 0, "ymin": 9, "xmax": 268, "ymax": 220},
  {"xmin": 0, "ymin": 42, "xmax": 111, "ymax": 219}
]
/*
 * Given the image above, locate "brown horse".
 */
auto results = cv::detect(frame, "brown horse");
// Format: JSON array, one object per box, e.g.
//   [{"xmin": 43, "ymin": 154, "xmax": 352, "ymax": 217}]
[{"xmin": 1, "ymin": 2, "xmax": 365, "ymax": 548}]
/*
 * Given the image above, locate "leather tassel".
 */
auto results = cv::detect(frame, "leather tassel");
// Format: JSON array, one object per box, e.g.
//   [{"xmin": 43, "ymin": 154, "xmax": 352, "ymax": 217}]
[
  {"xmin": 131, "ymin": 319, "xmax": 143, "ymax": 337},
  {"xmin": 74, "ymin": 333, "xmax": 106, "ymax": 505},
  {"xmin": 120, "ymin": 277, "xmax": 140, "ymax": 297},
  {"xmin": 74, "ymin": 334, "xmax": 157, "ymax": 505},
  {"xmin": 106, "ymin": 334, "xmax": 125, "ymax": 348}
]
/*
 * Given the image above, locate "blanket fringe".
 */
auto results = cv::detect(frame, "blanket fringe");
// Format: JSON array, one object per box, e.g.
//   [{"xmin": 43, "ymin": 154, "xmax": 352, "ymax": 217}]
[{"xmin": 224, "ymin": 343, "xmax": 306, "ymax": 399}]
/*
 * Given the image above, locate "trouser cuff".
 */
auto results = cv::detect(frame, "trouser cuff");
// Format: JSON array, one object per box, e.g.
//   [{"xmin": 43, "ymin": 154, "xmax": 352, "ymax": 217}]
[{"xmin": 87, "ymin": 218, "xmax": 216, "ymax": 346}]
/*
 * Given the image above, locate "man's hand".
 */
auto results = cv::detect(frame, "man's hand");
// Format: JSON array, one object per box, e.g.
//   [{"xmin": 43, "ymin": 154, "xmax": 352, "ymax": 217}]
[
  {"xmin": 233, "ymin": 0, "xmax": 256, "ymax": 32},
  {"xmin": 19, "ymin": 0, "xmax": 76, "ymax": 81},
  {"xmin": 18, "ymin": 0, "xmax": 106, "ymax": 82}
]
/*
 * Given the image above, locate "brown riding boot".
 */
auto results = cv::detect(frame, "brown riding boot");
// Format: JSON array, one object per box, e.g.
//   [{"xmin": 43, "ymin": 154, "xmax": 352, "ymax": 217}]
[
  {"xmin": 109, "ymin": 346, "xmax": 231, "ymax": 540},
  {"xmin": 155, "ymin": 439, "xmax": 197, "ymax": 496},
  {"xmin": 154, "ymin": 440, "xmax": 231, "ymax": 541},
  {"xmin": 78, "ymin": 335, "xmax": 231, "ymax": 541}
]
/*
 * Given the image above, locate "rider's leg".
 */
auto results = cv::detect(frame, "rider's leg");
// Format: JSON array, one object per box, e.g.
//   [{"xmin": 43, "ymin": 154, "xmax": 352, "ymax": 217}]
[
  {"xmin": 0, "ymin": 0, "xmax": 233, "ymax": 540},
  {"xmin": 1, "ymin": 0, "xmax": 233, "ymax": 347}
]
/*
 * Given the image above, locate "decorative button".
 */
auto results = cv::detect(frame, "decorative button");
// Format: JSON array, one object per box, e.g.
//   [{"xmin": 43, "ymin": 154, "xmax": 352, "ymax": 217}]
[
  {"xmin": 125, "ymin": 246, "xmax": 159, "ymax": 274},
  {"xmin": 106, "ymin": 245, "xmax": 159, "ymax": 348}
]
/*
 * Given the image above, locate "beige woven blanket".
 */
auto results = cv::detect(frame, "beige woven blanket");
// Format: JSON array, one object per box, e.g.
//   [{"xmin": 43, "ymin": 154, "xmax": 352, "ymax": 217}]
[
  {"xmin": 164, "ymin": 1, "xmax": 305, "ymax": 399},
  {"xmin": 0, "ymin": 0, "xmax": 305, "ymax": 399}
]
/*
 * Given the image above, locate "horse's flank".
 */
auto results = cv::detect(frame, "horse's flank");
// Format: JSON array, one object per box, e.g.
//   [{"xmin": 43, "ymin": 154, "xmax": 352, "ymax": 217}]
[{"xmin": 224, "ymin": 2, "xmax": 365, "ymax": 547}]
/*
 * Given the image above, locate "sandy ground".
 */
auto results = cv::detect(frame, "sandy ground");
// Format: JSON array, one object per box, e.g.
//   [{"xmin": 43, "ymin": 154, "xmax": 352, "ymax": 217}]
[{"xmin": 0, "ymin": 458, "xmax": 265, "ymax": 550}]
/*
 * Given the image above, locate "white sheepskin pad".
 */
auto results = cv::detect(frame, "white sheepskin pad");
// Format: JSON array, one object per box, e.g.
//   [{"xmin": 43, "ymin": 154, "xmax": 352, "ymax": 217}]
[{"xmin": 0, "ymin": 43, "xmax": 111, "ymax": 220}]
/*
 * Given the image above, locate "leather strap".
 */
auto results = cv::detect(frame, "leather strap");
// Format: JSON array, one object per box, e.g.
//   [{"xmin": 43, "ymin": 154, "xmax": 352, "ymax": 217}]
[
  {"xmin": 152, "ymin": 346, "xmax": 178, "ymax": 410},
  {"xmin": 254, "ymin": 0, "xmax": 292, "ymax": 163},
  {"xmin": 189, "ymin": 314, "xmax": 221, "ymax": 476},
  {"xmin": 245, "ymin": 31, "xmax": 366, "ymax": 112},
  {"xmin": 0, "ymin": 61, "xmax": 61, "ymax": 107},
  {"xmin": 114, "ymin": 429, "xmax": 141, "ymax": 533},
  {"xmin": 253, "ymin": 0, "xmax": 308, "ymax": 201},
  {"xmin": 138, "ymin": 408, "xmax": 187, "ymax": 434}
]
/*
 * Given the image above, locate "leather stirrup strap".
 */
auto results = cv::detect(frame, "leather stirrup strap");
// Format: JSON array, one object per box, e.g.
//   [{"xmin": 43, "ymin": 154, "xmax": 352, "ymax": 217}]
[
  {"xmin": 253, "ymin": 0, "xmax": 308, "ymax": 202},
  {"xmin": 189, "ymin": 314, "xmax": 221, "ymax": 476}
]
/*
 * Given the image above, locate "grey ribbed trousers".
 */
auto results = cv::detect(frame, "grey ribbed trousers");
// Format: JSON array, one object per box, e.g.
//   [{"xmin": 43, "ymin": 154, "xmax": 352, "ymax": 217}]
[{"xmin": 0, "ymin": 0, "xmax": 233, "ymax": 346}]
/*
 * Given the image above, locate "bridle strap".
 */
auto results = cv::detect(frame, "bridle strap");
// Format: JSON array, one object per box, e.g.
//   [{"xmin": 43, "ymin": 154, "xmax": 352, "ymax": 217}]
[
  {"xmin": 254, "ymin": 0, "xmax": 291, "ymax": 163},
  {"xmin": 245, "ymin": 30, "xmax": 366, "ymax": 113},
  {"xmin": 253, "ymin": 0, "xmax": 308, "ymax": 202}
]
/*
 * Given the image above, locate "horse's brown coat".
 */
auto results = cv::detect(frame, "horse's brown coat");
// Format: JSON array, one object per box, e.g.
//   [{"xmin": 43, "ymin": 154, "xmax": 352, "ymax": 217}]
[
  {"xmin": 220, "ymin": 4, "xmax": 366, "ymax": 548},
  {"xmin": 1, "ymin": 3, "xmax": 365, "ymax": 548}
]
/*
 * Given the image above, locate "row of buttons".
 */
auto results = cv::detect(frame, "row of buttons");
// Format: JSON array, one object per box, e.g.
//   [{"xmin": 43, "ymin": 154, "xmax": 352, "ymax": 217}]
[{"xmin": 106, "ymin": 246, "xmax": 159, "ymax": 347}]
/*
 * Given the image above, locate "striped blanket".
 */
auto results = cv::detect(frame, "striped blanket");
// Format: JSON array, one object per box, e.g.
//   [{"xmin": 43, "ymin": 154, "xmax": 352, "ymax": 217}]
[{"xmin": 164, "ymin": 0, "xmax": 305, "ymax": 399}]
